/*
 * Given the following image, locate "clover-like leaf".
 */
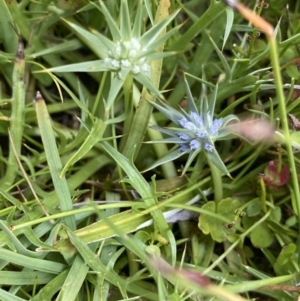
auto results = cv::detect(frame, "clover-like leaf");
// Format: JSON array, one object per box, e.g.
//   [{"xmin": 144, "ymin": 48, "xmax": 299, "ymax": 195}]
[
  {"xmin": 276, "ymin": 243, "xmax": 296, "ymax": 266},
  {"xmin": 198, "ymin": 198, "xmax": 241, "ymax": 243},
  {"xmin": 243, "ymin": 215, "xmax": 273, "ymax": 248}
]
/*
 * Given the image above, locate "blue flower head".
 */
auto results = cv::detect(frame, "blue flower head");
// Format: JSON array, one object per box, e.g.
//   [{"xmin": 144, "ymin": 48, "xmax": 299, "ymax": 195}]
[{"xmin": 147, "ymin": 75, "xmax": 239, "ymax": 176}]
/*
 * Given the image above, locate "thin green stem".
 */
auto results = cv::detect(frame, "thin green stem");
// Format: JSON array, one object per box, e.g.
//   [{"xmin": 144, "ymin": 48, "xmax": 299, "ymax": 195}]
[
  {"xmin": 208, "ymin": 159, "xmax": 223, "ymax": 204},
  {"xmin": 258, "ymin": 177, "xmax": 267, "ymax": 214},
  {"xmin": 268, "ymin": 38, "xmax": 300, "ymax": 223}
]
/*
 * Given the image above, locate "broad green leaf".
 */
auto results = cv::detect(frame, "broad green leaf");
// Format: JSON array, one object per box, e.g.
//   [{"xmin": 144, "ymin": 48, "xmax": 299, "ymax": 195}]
[
  {"xmin": 276, "ymin": 243, "xmax": 296, "ymax": 266},
  {"xmin": 250, "ymin": 222, "xmax": 273, "ymax": 248},
  {"xmin": 270, "ymin": 206, "xmax": 281, "ymax": 223},
  {"xmin": 246, "ymin": 199, "xmax": 262, "ymax": 217},
  {"xmin": 198, "ymin": 198, "xmax": 240, "ymax": 243}
]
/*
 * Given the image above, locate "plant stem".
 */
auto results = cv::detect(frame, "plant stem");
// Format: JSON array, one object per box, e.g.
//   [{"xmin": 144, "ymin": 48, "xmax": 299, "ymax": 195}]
[
  {"xmin": 208, "ymin": 159, "xmax": 223, "ymax": 205},
  {"xmin": 1, "ymin": 41, "xmax": 25, "ymax": 190}
]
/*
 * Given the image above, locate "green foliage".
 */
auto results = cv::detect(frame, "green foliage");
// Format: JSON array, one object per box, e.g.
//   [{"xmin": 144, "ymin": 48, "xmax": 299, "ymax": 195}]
[
  {"xmin": 198, "ymin": 198, "xmax": 241, "ymax": 242},
  {"xmin": 0, "ymin": 0, "xmax": 300, "ymax": 300}
]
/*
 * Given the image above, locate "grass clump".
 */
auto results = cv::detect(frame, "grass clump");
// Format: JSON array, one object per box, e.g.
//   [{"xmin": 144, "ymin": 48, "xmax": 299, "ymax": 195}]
[{"xmin": 0, "ymin": 0, "xmax": 299, "ymax": 300}]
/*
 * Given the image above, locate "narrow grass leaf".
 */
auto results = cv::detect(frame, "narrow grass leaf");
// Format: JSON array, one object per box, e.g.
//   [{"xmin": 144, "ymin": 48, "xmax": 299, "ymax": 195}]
[
  {"xmin": 223, "ymin": 7, "xmax": 234, "ymax": 50},
  {"xmin": 170, "ymin": 0, "xmax": 224, "ymax": 51},
  {"xmin": 0, "ymin": 289, "xmax": 27, "ymax": 301},
  {"xmin": 96, "ymin": 1, "xmax": 121, "ymax": 41},
  {"xmin": 143, "ymin": 149, "xmax": 185, "ymax": 172},
  {"xmin": 206, "ymin": 147, "xmax": 230, "ymax": 177},
  {"xmin": 140, "ymin": 10, "xmax": 179, "ymax": 49},
  {"xmin": 35, "ymin": 92, "xmax": 76, "ymax": 231},
  {"xmin": 31, "ymin": 270, "xmax": 68, "ymax": 301},
  {"xmin": 47, "ymin": 60, "xmax": 113, "ymax": 73},
  {"xmin": 184, "ymin": 75, "xmax": 198, "ymax": 113},
  {"xmin": 208, "ymin": 35, "xmax": 231, "ymax": 80},
  {"xmin": 65, "ymin": 227, "xmax": 158, "ymax": 300},
  {"xmin": 133, "ymin": 73, "xmax": 163, "ymax": 98},
  {"xmin": 120, "ymin": 0, "xmax": 131, "ymax": 40},
  {"xmin": 56, "ymin": 255, "xmax": 89, "ymax": 301},
  {"xmin": 225, "ymin": 274, "xmax": 296, "ymax": 293},
  {"xmin": 64, "ymin": 19, "xmax": 115, "ymax": 54},
  {"xmin": 0, "ymin": 0, "xmax": 18, "ymax": 53},
  {"xmin": 132, "ymin": 0, "xmax": 143, "ymax": 37},
  {"xmin": 60, "ymin": 118, "xmax": 106, "ymax": 177},
  {"xmin": 31, "ymin": 40, "xmax": 82, "ymax": 58},
  {"xmin": 137, "ymin": 27, "xmax": 181, "ymax": 60},
  {"xmin": 0, "ymin": 271, "xmax": 55, "ymax": 285},
  {"xmin": 0, "ymin": 248, "xmax": 66, "ymax": 273},
  {"xmin": 144, "ymin": 0, "xmax": 154, "ymax": 25},
  {"xmin": 106, "ymin": 69, "xmax": 130, "ymax": 114},
  {"xmin": 0, "ymin": 221, "xmax": 44, "ymax": 258},
  {"xmin": 54, "ymin": 209, "xmax": 150, "ymax": 246},
  {"xmin": 1, "ymin": 40, "xmax": 25, "ymax": 190}
]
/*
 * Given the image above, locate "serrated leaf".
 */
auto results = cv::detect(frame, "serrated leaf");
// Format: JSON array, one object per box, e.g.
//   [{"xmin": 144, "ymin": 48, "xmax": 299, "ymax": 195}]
[{"xmin": 198, "ymin": 198, "xmax": 240, "ymax": 243}]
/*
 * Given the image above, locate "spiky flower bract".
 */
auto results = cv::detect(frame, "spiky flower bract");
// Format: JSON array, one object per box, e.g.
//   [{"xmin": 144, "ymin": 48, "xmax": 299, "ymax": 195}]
[
  {"xmin": 147, "ymin": 75, "xmax": 239, "ymax": 176},
  {"xmin": 46, "ymin": 1, "xmax": 180, "ymax": 119}
]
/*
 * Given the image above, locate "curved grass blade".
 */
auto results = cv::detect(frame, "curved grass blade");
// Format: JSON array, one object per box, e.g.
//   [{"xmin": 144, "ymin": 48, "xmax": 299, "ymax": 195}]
[
  {"xmin": 223, "ymin": 7, "xmax": 234, "ymax": 50},
  {"xmin": 0, "ymin": 288, "xmax": 27, "ymax": 301},
  {"xmin": 0, "ymin": 40, "xmax": 25, "ymax": 190},
  {"xmin": 35, "ymin": 92, "xmax": 76, "ymax": 231},
  {"xmin": 60, "ymin": 118, "xmax": 106, "ymax": 178},
  {"xmin": 0, "ymin": 248, "xmax": 66, "ymax": 273}
]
